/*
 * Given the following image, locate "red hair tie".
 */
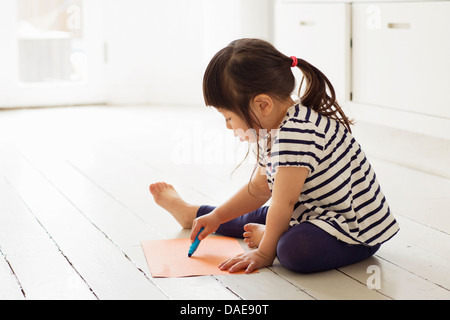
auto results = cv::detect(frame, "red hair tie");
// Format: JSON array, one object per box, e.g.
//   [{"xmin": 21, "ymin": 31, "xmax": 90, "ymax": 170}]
[{"xmin": 290, "ymin": 56, "xmax": 298, "ymax": 68}]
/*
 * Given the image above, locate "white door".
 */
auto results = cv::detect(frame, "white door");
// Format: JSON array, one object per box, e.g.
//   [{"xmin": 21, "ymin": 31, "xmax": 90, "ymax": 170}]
[
  {"xmin": 0, "ymin": 0, "xmax": 105, "ymax": 108},
  {"xmin": 352, "ymin": 2, "xmax": 450, "ymax": 119},
  {"xmin": 274, "ymin": 1, "xmax": 351, "ymax": 102}
]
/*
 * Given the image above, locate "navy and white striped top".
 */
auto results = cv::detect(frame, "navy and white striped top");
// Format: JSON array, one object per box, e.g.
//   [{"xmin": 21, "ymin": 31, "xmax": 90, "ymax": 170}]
[{"xmin": 258, "ymin": 104, "xmax": 399, "ymax": 246}]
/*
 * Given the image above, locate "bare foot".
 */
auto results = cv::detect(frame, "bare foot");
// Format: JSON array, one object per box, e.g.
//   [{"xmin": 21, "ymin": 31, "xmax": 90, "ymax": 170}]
[
  {"xmin": 243, "ymin": 223, "xmax": 266, "ymax": 248},
  {"xmin": 149, "ymin": 182, "xmax": 199, "ymax": 229}
]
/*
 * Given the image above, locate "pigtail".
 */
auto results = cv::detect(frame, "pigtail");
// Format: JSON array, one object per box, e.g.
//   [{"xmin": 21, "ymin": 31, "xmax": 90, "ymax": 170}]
[
  {"xmin": 295, "ymin": 58, "xmax": 353, "ymax": 133},
  {"xmin": 203, "ymin": 39, "xmax": 354, "ymax": 192}
]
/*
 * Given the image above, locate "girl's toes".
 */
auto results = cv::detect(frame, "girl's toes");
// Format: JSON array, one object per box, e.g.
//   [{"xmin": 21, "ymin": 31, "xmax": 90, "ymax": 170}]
[
  {"xmin": 244, "ymin": 223, "xmax": 259, "ymax": 232},
  {"xmin": 244, "ymin": 239, "xmax": 256, "ymax": 248}
]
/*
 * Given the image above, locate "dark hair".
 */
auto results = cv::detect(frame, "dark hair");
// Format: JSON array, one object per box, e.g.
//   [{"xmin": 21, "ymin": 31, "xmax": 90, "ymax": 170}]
[
  {"xmin": 202, "ymin": 38, "xmax": 353, "ymax": 192},
  {"xmin": 202, "ymin": 38, "xmax": 353, "ymax": 132}
]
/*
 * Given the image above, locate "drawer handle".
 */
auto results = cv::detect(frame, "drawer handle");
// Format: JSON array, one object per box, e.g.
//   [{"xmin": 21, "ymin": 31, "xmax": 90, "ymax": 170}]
[
  {"xmin": 299, "ymin": 21, "xmax": 316, "ymax": 27},
  {"xmin": 387, "ymin": 22, "xmax": 411, "ymax": 29}
]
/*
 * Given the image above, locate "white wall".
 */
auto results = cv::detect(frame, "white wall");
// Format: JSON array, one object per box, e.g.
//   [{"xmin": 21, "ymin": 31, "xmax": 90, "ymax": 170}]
[
  {"xmin": 103, "ymin": 0, "xmax": 273, "ymax": 106},
  {"xmin": 0, "ymin": 0, "xmax": 273, "ymax": 108}
]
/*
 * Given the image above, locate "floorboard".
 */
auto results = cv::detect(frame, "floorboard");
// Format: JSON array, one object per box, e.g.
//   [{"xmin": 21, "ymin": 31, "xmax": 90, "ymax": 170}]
[
  {"xmin": 0, "ymin": 247, "xmax": 25, "ymax": 300},
  {"xmin": 0, "ymin": 174, "xmax": 95, "ymax": 300},
  {"xmin": 0, "ymin": 144, "xmax": 167, "ymax": 299},
  {"xmin": 0, "ymin": 105, "xmax": 449, "ymax": 300}
]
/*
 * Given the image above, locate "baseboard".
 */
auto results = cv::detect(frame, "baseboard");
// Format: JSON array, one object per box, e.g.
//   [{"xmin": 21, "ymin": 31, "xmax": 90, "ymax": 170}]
[
  {"xmin": 345, "ymin": 101, "xmax": 450, "ymax": 140},
  {"xmin": 350, "ymin": 118, "xmax": 450, "ymax": 180}
]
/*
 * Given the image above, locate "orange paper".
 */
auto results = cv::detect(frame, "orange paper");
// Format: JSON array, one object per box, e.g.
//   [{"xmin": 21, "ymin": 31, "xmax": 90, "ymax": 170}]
[{"xmin": 141, "ymin": 236, "xmax": 257, "ymax": 278}]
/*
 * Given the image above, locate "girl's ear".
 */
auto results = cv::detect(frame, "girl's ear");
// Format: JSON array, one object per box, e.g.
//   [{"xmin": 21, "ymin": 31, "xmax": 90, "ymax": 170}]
[{"xmin": 252, "ymin": 94, "xmax": 273, "ymax": 116}]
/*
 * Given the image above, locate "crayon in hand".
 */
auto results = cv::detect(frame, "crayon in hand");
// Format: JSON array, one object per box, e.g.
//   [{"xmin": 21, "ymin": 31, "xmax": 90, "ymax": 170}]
[{"xmin": 188, "ymin": 227, "xmax": 204, "ymax": 257}]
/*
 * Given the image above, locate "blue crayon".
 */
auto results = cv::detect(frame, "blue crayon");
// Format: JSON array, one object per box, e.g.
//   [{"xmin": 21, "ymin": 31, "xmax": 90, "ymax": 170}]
[{"xmin": 188, "ymin": 227, "xmax": 204, "ymax": 257}]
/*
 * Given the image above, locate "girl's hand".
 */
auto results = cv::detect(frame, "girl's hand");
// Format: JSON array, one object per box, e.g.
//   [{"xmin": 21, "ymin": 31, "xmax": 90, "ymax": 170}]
[
  {"xmin": 190, "ymin": 211, "xmax": 222, "ymax": 242},
  {"xmin": 218, "ymin": 249, "xmax": 275, "ymax": 274}
]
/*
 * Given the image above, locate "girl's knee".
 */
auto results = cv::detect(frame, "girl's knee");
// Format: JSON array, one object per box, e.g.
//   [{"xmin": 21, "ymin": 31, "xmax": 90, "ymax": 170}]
[
  {"xmin": 276, "ymin": 223, "xmax": 381, "ymax": 274},
  {"xmin": 276, "ymin": 228, "xmax": 318, "ymax": 274}
]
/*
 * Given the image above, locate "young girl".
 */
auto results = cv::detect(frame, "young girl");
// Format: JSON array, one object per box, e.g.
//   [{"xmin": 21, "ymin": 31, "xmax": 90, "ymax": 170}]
[{"xmin": 149, "ymin": 38, "xmax": 399, "ymax": 274}]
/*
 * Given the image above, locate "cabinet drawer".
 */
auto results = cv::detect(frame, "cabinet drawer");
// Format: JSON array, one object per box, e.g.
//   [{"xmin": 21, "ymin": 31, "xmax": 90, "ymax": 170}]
[
  {"xmin": 352, "ymin": 2, "xmax": 450, "ymax": 118},
  {"xmin": 274, "ymin": 1, "xmax": 351, "ymax": 101}
]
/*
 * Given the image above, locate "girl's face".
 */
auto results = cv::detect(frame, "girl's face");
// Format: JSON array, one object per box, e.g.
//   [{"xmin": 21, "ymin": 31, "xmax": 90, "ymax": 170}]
[{"xmin": 216, "ymin": 108, "xmax": 257, "ymax": 143}]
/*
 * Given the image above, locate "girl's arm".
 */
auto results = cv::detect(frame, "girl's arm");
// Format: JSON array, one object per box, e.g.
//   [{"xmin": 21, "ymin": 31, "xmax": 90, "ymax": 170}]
[
  {"xmin": 191, "ymin": 166, "xmax": 271, "ymax": 242},
  {"xmin": 258, "ymin": 166, "xmax": 308, "ymax": 259},
  {"xmin": 219, "ymin": 166, "xmax": 308, "ymax": 273}
]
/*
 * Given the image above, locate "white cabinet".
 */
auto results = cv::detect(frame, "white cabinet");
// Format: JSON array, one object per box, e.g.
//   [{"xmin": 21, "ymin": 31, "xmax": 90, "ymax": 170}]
[
  {"xmin": 274, "ymin": 1, "xmax": 351, "ymax": 101},
  {"xmin": 274, "ymin": 0, "xmax": 450, "ymax": 139},
  {"xmin": 352, "ymin": 2, "xmax": 450, "ymax": 118}
]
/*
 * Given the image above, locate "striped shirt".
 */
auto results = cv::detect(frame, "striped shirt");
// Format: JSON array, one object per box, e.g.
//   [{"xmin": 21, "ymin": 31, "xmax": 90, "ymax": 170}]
[{"xmin": 258, "ymin": 104, "xmax": 399, "ymax": 246}]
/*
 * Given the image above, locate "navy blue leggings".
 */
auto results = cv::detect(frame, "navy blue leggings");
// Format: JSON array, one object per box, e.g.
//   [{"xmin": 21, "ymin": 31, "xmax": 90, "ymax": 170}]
[{"xmin": 197, "ymin": 205, "xmax": 380, "ymax": 273}]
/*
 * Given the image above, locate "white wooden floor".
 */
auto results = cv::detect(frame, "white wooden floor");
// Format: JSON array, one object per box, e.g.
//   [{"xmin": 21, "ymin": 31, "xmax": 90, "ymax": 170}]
[{"xmin": 0, "ymin": 105, "xmax": 449, "ymax": 300}]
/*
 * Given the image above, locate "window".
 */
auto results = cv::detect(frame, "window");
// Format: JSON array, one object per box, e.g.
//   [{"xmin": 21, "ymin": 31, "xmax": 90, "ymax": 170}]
[
  {"xmin": 0, "ymin": 0, "xmax": 104, "ymax": 108},
  {"xmin": 17, "ymin": 0, "xmax": 86, "ymax": 84}
]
